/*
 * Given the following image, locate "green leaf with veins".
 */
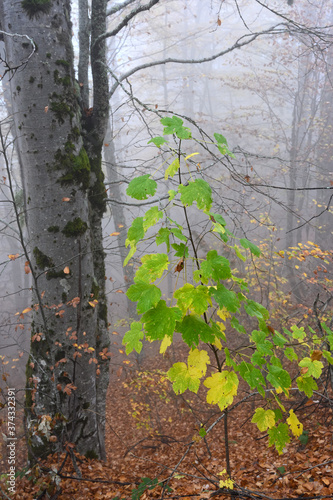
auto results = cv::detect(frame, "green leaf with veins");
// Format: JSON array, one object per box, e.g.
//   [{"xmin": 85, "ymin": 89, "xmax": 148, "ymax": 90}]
[
  {"xmin": 143, "ymin": 206, "xmax": 163, "ymax": 230},
  {"xmin": 142, "ymin": 300, "xmax": 182, "ymax": 340},
  {"xmin": 296, "ymin": 376, "xmax": 317, "ymax": 397},
  {"xmin": 122, "ymin": 322, "xmax": 144, "ymax": 355},
  {"xmin": 171, "ymin": 243, "xmax": 189, "ymax": 258},
  {"xmin": 126, "ymin": 282, "xmax": 161, "ymax": 314},
  {"xmin": 240, "ymin": 238, "xmax": 261, "ymax": 257},
  {"xmin": 179, "ymin": 179, "xmax": 212, "ymax": 212},
  {"xmin": 210, "ymin": 284, "xmax": 240, "ymax": 313},
  {"xmin": 174, "ymin": 284, "xmax": 211, "ymax": 315},
  {"xmin": 126, "ymin": 174, "xmax": 157, "ymax": 200},
  {"xmin": 148, "ymin": 136, "xmax": 167, "ymax": 147},
  {"xmin": 299, "ymin": 358, "xmax": 323, "ymax": 378},
  {"xmin": 194, "ymin": 250, "xmax": 231, "ymax": 283},
  {"xmin": 170, "ymin": 227, "xmax": 187, "ymax": 241},
  {"xmin": 135, "ymin": 254, "xmax": 169, "ymax": 284},
  {"xmin": 156, "ymin": 228, "xmax": 171, "ymax": 252},
  {"xmin": 126, "ymin": 217, "xmax": 144, "ymax": 247},
  {"xmin": 161, "ymin": 116, "xmax": 191, "ymax": 139},
  {"xmin": 267, "ymin": 365, "xmax": 291, "ymax": 394},
  {"xmin": 268, "ymin": 423, "xmax": 290, "ymax": 455},
  {"xmin": 177, "ymin": 314, "xmax": 215, "ymax": 347}
]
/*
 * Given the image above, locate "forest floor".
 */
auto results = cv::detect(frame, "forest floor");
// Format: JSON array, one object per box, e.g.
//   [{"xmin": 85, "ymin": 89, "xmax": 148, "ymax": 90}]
[{"xmin": 1, "ymin": 341, "xmax": 333, "ymax": 500}]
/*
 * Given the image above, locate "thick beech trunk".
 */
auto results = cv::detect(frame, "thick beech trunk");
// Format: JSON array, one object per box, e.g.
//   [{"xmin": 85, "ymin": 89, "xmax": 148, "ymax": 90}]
[{"xmin": 0, "ymin": 0, "xmax": 110, "ymax": 460}]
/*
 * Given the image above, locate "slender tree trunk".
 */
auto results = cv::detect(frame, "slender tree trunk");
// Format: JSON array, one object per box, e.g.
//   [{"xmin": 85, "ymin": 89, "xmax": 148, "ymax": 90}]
[{"xmin": 0, "ymin": 0, "xmax": 110, "ymax": 460}]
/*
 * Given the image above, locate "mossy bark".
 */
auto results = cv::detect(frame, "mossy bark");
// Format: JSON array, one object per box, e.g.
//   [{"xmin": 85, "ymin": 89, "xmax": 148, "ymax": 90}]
[{"xmin": 0, "ymin": 0, "xmax": 110, "ymax": 460}]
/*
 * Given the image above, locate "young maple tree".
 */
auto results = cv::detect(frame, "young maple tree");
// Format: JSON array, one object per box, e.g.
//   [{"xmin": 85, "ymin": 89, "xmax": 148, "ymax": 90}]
[{"xmin": 123, "ymin": 117, "xmax": 333, "ymax": 461}]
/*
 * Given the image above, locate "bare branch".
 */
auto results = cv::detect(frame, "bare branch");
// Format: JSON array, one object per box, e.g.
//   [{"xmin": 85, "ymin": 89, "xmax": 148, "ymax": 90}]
[
  {"xmin": 106, "ymin": 0, "xmax": 137, "ymax": 17},
  {"xmin": 96, "ymin": 0, "xmax": 160, "ymax": 46},
  {"xmin": 109, "ymin": 23, "xmax": 297, "ymax": 98},
  {"xmin": 0, "ymin": 30, "xmax": 35, "ymax": 80}
]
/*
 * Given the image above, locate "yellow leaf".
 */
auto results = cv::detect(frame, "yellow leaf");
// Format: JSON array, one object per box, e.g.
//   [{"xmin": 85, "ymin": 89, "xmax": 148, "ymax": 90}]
[
  {"xmin": 160, "ymin": 335, "xmax": 172, "ymax": 354},
  {"xmin": 287, "ymin": 409, "xmax": 303, "ymax": 437},
  {"xmin": 110, "ymin": 232, "xmax": 120, "ymax": 236},
  {"xmin": 22, "ymin": 307, "xmax": 32, "ymax": 314},
  {"xmin": 184, "ymin": 152, "xmax": 200, "ymax": 161}
]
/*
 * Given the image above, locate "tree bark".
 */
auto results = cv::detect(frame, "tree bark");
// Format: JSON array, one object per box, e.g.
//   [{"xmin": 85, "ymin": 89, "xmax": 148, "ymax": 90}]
[{"xmin": 0, "ymin": 0, "xmax": 110, "ymax": 460}]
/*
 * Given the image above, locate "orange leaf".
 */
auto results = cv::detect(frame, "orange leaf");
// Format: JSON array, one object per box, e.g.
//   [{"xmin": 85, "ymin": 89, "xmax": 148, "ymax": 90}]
[
  {"xmin": 118, "ymin": 224, "xmax": 124, "ymax": 228},
  {"xmin": 44, "ymin": 105, "xmax": 49, "ymax": 113},
  {"xmin": 109, "ymin": 232, "xmax": 120, "ymax": 236},
  {"xmin": 217, "ymin": 17, "xmax": 221, "ymax": 26},
  {"xmin": 311, "ymin": 350, "xmax": 322, "ymax": 361},
  {"xmin": 62, "ymin": 197, "xmax": 71, "ymax": 202},
  {"xmin": 24, "ymin": 261, "xmax": 31, "ymax": 274},
  {"xmin": 8, "ymin": 253, "xmax": 20, "ymax": 261},
  {"xmin": 63, "ymin": 266, "xmax": 70, "ymax": 274}
]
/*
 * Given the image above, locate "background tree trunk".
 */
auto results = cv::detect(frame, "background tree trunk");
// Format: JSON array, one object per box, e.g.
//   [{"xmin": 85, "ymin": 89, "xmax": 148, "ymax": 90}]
[{"xmin": 0, "ymin": 0, "xmax": 110, "ymax": 460}]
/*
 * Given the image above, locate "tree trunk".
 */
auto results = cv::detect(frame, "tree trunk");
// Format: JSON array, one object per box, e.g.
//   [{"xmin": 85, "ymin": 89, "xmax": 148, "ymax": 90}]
[{"xmin": 0, "ymin": 0, "xmax": 109, "ymax": 460}]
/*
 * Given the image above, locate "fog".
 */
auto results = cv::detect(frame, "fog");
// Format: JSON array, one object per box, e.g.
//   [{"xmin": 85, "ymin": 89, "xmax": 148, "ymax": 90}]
[{"xmin": 1, "ymin": 0, "xmax": 333, "ymax": 384}]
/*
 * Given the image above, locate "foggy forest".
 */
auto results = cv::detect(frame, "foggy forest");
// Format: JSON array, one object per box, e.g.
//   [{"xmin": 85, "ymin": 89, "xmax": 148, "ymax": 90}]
[{"xmin": 0, "ymin": 0, "xmax": 332, "ymax": 499}]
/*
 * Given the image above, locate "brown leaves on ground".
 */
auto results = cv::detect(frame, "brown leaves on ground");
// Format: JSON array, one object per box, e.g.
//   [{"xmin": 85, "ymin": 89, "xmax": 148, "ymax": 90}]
[{"xmin": 1, "ymin": 344, "xmax": 332, "ymax": 499}]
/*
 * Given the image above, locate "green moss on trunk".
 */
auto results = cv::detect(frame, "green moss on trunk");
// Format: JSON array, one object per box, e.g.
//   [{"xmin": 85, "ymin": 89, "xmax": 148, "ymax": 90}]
[{"xmin": 62, "ymin": 217, "xmax": 88, "ymax": 237}]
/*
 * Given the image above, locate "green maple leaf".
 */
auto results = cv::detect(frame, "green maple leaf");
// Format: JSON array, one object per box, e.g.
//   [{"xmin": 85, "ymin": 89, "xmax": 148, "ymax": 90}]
[
  {"xmin": 322, "ymin": 350, "xmax": 333, "ymax": 364},
  {"xmin": 177, "ymin": 314, "xmax": 215, "ymax": 347},
  {"xmin": 230, "ymin": 316, "xmax": 246, "ymax": 334},
  {"xmin": 126, "ymin": 282, "xmax": 161, "ymax": 314},
  {"xmin": 296, "ymin": 375, "xmax": 318, "ymax": 397},
  {"xmin": 143, "ymin": 206, "xmax": 163, "ymax": 230},
  {"xmin": 252, "ymin": 408, "xmax": 276, "ymax": 432},
  {"xmin": 244, "ymin": 367, "xmax": 266, "ymax": 392},
  {"xmin": 204, "ymin": 371, "xmax": 239, "ymax": 411},
  {"xmin": 268, "ymin": 423, "xmax": 290, "ymax": 455},
  {"xmin": 179, "ymin": 179, "xmax": 212, "ymax": 212},
  {"xmin": 135, "ymin": 253, "xmax": 169, "ymax": 284},
  {"xmin": 126, "ymin": 217, "xmax": 144, "ymax": 247},
  {"xmin": 142, "ymin": 300, "xmax": 182, "ymax": 340},
  {"xmin": 267, "ymin": 365, "xmax": 291, "ymax": 394},
  {"xmin": 167, "ymin": 362, "xmax": 200, "ymax": 394},
  {"xmin": 244, "ymin": 300, "xmax": 269, "ymax": 320},
  {"xmin": 160, "ymin": 116, "xmax": 191, "ymax": 139},
  {"xmin": 165, "ymin": 158, "xmax": 180, "ymax": 180},
  {"xmin": 299, "ymin": 357, "xmax": 323, "ymax": 378},
  {"xmin": 148, "ymin": 136, "xmax": 167, "ymax": 147},
  {"xmin": 284, "ymin": 347, "xmax": 298, "ymax": 362},
  {"xmin": 174, "ymin": 284, "xmax": 211, "ymax": 315},
  {"xmin": 251, "ymin": 351, "xmax": 265, "ymax": 367},
  {"xmin": 171, "ymin": 243, "xmax": 189, "ymax": 258},
  {"xmin": 193, "ymin": 250, "xmax": 231, "ymax": 283},
  {"xmin": 240, "ymin": 238, "xmax": 261, "ymax": 257},
  {"xmin": 210, "ymin": 284, "xmax": 240, "ymax": 313},
  {"xmin": 122, "ymin": 322, "xmax": 144, "ymax": 355},
  {"xmin": 272, "ymin": 332, "xmax": 288, "ymax": 347},
  {"xmin": 167, "ymin": 348, "xmax": 209, "ymax": 394},
  {"xmin": 124, "ymin": 217, "xmax": 144, "ymax": 265},
  {"xmin": 126, "ymin": 174, "xmax": 157, "ymax": 200},
  {"xmin": 156, "ymin": 228, "xmax": 171, "ymax": 252},
  {"xmin": 170, "ymin": 227, "xmax": 187, "ymax": 242},
  {"xmin": 290, "ymin": 325, "xmax": 306, "ymax": 341}
]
